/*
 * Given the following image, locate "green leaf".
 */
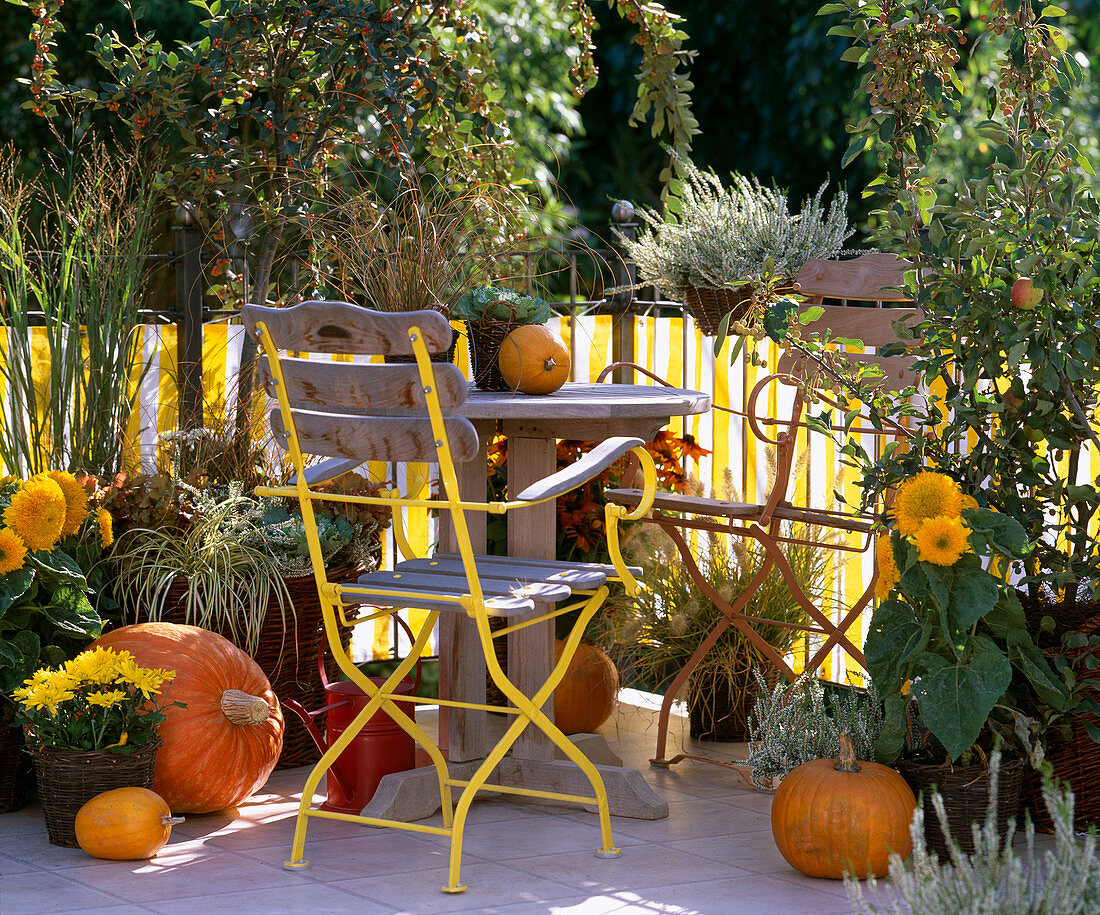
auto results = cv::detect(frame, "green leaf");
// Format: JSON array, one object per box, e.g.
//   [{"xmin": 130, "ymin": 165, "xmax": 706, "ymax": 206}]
[
  {"xmin": 1007, "ymin": 629, "xmax": 1069, "ymax": 710},
  {"xmin": 36, "ymin": 588, "xmax": 101, "ymax": 638},
  {"xmin": 762, "ymin": 297, "xmax": 800, "ymax": 343},
  {"xmin": 875, "ymin": 692, "xmax": 909, "ymax": 765},
  {"xmin": 29, "ymin": 548, "xmax": 87, "ymax": 587},
  {"xmin": 965, "ymin": 508, "xmax": 1029, "ymax": 556},
  {"xmin": 0, "ymin": 568, "xmax": 34, "ymax": 616},
  {"xmin": 839, "ymin": 45, "xmax": 866, "ymax": 64},
  {"xmin": 911, "ymin": 649, "xmax": 1012, "ymax": 761},
  {"xmin": 865, "ymin": 598, "xmax": 925, "ymax": 690},
  {"xmin": 798, "ymin": 306, "xmax": 825, "ymax": 325},
  {"xmin": 0, "ymin": 629, "xmax": 39, "ymax": 693},
  {"xmin": 841, "ymin": 133, "xmax": 871, "ymax": 169},
  {"xmin": 948, "ymin": 564, "xmax": 999, "ymax": 629}
]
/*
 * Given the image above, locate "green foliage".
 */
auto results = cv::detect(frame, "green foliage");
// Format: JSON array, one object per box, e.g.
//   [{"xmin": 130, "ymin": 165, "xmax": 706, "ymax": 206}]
[
  {"xmin": 847, "ymin": 752, "xmax": 1100, "ymax": 914},
  {"xmin": 451, "ymin": 284, "xmax": 552, "ymax": 324},
  {"xmin": 744, "ymin": 669, "xmax": 883, "ymax": 786},
  {"xmin": 820, "ymin": 1, "xmax": 1100, "ymax": 599},
  {"xmin": 0, "ymin": 139, "xmax": 158, "ymax": 476}
]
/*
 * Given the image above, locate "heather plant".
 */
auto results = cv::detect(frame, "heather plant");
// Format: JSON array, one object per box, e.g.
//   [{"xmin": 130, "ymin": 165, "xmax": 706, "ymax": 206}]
[
  {"xmin": 744, "ymin": 669, "xmax": 883, "ymax": 787},
  {"xmin": 846, "ymin": 750, "xmax": 1100, "ymax": 914}
]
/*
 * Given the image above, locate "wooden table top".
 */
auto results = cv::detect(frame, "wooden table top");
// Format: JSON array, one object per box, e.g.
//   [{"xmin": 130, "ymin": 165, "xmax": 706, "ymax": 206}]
[{"xmin": 453, "ymin": 382, "xmax": 711, "ymax": 421}]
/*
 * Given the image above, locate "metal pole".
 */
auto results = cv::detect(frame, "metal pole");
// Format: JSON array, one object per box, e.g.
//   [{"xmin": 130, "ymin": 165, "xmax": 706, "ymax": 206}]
[
  {"xmin": 174, "ymin": 203, "xmax": 204, "ymax": 430},
  {"xmin": 609, "ymin": 201, "xmax": 637, "ymax": 384}
]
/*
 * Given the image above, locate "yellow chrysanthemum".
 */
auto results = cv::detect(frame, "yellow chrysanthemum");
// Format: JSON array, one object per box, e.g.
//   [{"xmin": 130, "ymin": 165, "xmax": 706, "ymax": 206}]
[
  {"xmin": 4, "ymin": 475, "xmax": 67, "ymax": 552},
  {"xmin": 875, "ymin": 536, "xmax": 900, "ymax": 601},
  {"xmin": 97, "ymin": 507, "xmax": 114, "ymax": 548},
  {"xmin": 86, "ymin": 689, "xmax": 128, "ymax": 708},
  {"xmin": 0, "ymin": 527, "xmax": 27, "ymax": 574},
  {"xmin": 913, "ymin": 515, "xmax": 971, "ymax": 567},
  {"xmin": 47, "ymin": 471, "xmax": 88, "ymax": 537},
  {"xmin": 893, "ymin": 471, "xmax": 964, "ymax": 536}
]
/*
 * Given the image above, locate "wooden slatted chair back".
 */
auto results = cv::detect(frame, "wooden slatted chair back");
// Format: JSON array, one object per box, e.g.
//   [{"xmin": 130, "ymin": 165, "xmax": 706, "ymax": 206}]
[{"xmin": 242, "ymin": 301, "xmax": 479, "ymax": 464}]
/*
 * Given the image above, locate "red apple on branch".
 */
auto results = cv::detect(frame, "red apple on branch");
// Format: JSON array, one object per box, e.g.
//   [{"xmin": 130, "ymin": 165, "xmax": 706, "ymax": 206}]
[{"xmin": 1011, "ymin": 277, "xmax": 1044, "ymax": 310}]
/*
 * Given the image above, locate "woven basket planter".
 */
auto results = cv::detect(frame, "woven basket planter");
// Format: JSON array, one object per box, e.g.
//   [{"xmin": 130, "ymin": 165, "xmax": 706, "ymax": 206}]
[
  {"xmin": 899, "ymin": 756, "xmax": 1026, "ymax": 858},
  {"xmin": 466, "ymin": 320, "xmax": 525, "ymax": 391},
  {"xmin": 31, "ymin": 741, "xmax": 159, "ymax": 847},
  {"xmin": 682, "ymin": 283, "xmax": 798, "ymax": 337},
  {"xmin": 150, "ymin": 563, "xmax": 359, "ymax": 769}
]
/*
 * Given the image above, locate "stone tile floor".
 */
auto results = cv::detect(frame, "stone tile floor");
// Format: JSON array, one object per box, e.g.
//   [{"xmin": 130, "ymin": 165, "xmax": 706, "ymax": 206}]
[{"xmin": 2, "ymin": 692, "xmax": 869, "ymax": 914}]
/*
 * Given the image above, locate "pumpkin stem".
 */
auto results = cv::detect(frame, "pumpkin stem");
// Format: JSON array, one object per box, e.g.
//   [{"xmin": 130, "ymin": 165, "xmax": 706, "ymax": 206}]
[
  {"xmin": 544, "ymin": 357, "xmax": 556, "ymax": 372},
  {"xmin": 220, "ymin": 689, "xmax": 272, "ymax": 726},
  {"xmin": 163, "ymin": 816, "xmax": 186, "ymax": 826},
  {"xmin": 834, "ymin": 730, "xmax": 862, "ymax": 773}
]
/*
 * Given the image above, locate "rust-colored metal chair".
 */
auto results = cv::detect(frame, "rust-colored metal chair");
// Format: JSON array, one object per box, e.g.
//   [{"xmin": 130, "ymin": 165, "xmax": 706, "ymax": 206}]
[{"xmin": 603, "ymin": 254, "xmax": 920, "ymax": 768}]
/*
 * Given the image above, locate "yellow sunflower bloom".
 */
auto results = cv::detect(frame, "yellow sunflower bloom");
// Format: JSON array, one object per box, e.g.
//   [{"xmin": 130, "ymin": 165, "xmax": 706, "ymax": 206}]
[
  {"xmin": 97, "ymin": 507, "xmax": 114, "ymax": 548},
  {"xmin": 875, "ymin": 536, "xmax": 900, "ymax": 601},
  {"xmin": 4, "ymin": 475, "xmax": 67, "ymax": 552},
  {"xmin": 960, "ymin": 493, "xmax": 979, "ymax": 513},
  {"xmin": 0, "ymin": 527, "xmax": 27, "ymax": 574},
  {"xmin": 46, "ymin": 471, "xmax": 89, "ymax": 537},
  {"xmin": 893, "ymin": 471, "xmax": 964, "ymax": 536},
  {"xmin": 913, "ymin": 515, "xmax": 972, "ymax": 566}
]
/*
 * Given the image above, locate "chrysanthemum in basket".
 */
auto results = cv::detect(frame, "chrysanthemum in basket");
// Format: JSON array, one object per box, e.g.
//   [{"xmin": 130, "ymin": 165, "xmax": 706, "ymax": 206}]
[
  {"xmin": 0, "ymin": 472, "xmax": 116, "ymax": 696},
  {"xmin": 13, "ymin": 646, "xmax": 180, "ymax": 753},
  {"xmin": 867, "ymin": 470, "xmax": 1070, "ymax": 766}
]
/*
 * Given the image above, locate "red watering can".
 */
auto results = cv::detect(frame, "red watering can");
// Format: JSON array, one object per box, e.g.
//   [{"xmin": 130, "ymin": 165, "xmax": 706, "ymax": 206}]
[{"xmin": 283, "ymin": 617, "xmax": 421, "ymax": 814}]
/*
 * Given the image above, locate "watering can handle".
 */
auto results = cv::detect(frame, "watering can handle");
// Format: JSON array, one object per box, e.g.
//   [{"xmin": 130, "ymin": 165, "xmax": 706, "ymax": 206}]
[{"xmin": 317, "ymin": 613, "xmax": 424, "ymax": 693}]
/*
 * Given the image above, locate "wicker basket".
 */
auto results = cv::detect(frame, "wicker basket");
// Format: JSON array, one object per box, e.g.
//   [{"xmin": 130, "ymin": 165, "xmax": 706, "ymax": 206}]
[
  {"xmin": 899, "ymin": 756, "xmax": 1026, "ymax": 857},
  {"xmin": 152, "ymin": 563, "xmax": 359, "ymax": 769},
  {"xmin": 31, "ymin": 741, "xmax": 159, "ymax": 847},
  {"xmin": 1019, "ymin": 595, "xmax": 1100, "ymax": 832},
  {"xmin": 682, "ymin": 283, "xmax": 798, "ymax": 337},
  {"xmin": 466, "ymin": 320, "xmax": 525, "ymax": 391}
]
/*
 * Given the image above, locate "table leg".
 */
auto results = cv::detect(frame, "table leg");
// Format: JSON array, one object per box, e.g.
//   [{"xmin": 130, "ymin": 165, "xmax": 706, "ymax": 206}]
[
  {"xmin": 436, "ymin": 422, "xmax": 492, "ymax": 762},
  {"xmin": 506, "ymin": 435, "xmax": 557, "ymax": 761}
]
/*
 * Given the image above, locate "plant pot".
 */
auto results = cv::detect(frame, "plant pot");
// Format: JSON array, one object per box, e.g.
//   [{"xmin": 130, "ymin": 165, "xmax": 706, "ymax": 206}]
[
  {"xmin": 688, "ymin": 663, "xmax": 777, "ymax": 742},
  {"xmin": 898, "ymin": 756, "xmax": 1026, "ymax": 858},
  {"xmin": 30, "ymin": 741, "xmax": 159, "ymax": 847},
  {"xmin": 682, "ymin": 283, "xmax": 798, "ymax": 337},
  {"xmin": 466, "ymin": 320, "xmax": 525, "ymax": 391}
]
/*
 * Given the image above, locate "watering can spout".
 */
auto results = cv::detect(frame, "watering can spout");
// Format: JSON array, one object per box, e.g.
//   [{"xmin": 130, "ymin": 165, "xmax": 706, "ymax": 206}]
[{"xmin": 282, "ymin": 697, "xmax": 354, "ymax": 800}]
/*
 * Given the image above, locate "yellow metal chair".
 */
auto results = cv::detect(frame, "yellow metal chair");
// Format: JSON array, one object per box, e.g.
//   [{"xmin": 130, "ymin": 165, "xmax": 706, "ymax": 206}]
[{"xmin": 241, "ymin": 301, "xmax": 657, "ymax": 894}]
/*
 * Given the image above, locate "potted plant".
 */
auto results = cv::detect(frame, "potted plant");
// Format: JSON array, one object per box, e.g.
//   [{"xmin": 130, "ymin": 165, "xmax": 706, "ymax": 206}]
[
  {"xmin": 451, "ymin": 284, "xmax": 554, "ymax": 391},
  {"xmin": 12, "ymin": 645, "xmax": 180, "ymax": 846},
  {"xmin": 102, "ymin": 464, "xmax": 387, "ymax": 768},
  {"xmin": 616, "ymin": 152, "xmax": 852, "ymax": 336},
  {"xmin": 867, "ymin": 470, "xmax": 1068, "ymax": 855},
  {"xmin": 0, "ymin": 472, "xmax": 113, "ymax": 812}
]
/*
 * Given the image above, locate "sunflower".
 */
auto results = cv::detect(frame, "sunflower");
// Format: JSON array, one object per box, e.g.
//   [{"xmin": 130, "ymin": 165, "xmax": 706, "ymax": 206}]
[
  {"xmin": 875, "ymin": 536, "xmax": 900, "ymax": 601},
  {"xmin": 0, "ymin": 527, "xmax": 27, "ymax": 574},
  {"xmin": 893, "ymin": 471, "xmax": 964, "ymax": 536},
  {"xmin": 97, "ymin": 507, "xmax": 114, "ymax": 548},
  {"xmin": 47, "ymin": 470, "xmax": 88, "ymax": 537},
  {"xmin": 960, "ymin": 493, "xmax": 980, "ymax": 513},
  {"xmin": 913, "ymin": 515, "xmax": 971, "ymax": 567},
  {"xmin": 4, "ymin": 475, "xmax": 67, "ymax": 552}
]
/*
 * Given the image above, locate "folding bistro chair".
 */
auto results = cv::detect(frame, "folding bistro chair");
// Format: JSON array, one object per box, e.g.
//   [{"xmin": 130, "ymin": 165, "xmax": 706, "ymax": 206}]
[
  {"xmin": 602, "ymin": 254, "xmax": 920, "ymax": 767},
  {"xmin": 242, "ymin": 301, "xmax": 657, "ymax": 894}
]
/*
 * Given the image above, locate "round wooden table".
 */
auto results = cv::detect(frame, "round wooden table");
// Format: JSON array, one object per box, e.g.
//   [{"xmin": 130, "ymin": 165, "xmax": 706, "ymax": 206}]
[{"xmin": 366, "ymin": 381, "xmax": 710, "ymax": 823}]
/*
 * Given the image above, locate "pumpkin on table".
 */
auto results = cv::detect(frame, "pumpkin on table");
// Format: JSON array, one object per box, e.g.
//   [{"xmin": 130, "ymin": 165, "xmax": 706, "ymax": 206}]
[
  {"xmin": 552, "ymin": 639, "xmax": 618, "ymax": 735},
  {"xmin": 75, "ymin": 787, "xmax": 184, "ymax": 860},
  {"xmin": 498, "ymin": 324, "xmax": 571, "ymax": 395},
  {"xmin": 93, "ymin": 622, "xmax": 284, "ymax": 814},
  {"xmin": 770, "ymin": 731, "xmax": 916, "ymax": 879}
]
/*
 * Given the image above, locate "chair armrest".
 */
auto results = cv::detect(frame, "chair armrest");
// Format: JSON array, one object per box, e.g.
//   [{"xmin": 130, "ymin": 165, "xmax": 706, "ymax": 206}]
[
  {"xmin": 514, "ymin": 437, "xmax": 645, "ymax": 503},
  {"xmin": 289, "ymin": 457, "xmax": 362, "ymax": 486}
]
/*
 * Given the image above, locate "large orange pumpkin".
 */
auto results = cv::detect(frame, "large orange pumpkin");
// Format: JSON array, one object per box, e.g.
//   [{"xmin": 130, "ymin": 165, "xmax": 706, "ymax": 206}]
[
  {"xmin": 75, "ymin": 787, "xmax": 184, "ymax": 860},
  {"xmin": 553, "ymin": 639, "xmax": 618, "ymax": 735},
  {"xmin": 498, "ymin": 324, "xmax": 571, "ymax": 395},
  {"xmin": 93, "ymin": 623, "xmax": 284, "ymax": 814},
  {"xmin": 771, "ymin": 731, "xmax": 916, "ymax": 879}
]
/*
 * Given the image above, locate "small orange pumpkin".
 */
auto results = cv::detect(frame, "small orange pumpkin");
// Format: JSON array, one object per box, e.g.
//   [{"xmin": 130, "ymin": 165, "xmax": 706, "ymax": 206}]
[
  {"xmin": 75, "ymin": 787, "xmax": 184, "ymax": 860},
  {"xmin": 771, "ymin": 731, "xmax": 916, "ymax": 879},
  {"xmin": 93, "ymin": 623, "xmax": 284, "ymax": 814},
  {"xmin": 498, "ymin": 324, "xmax": 571, "ymax": 395},
  {"xmin": 553, "ymin": 640, "xmax": 618, "ymax": 735}
]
